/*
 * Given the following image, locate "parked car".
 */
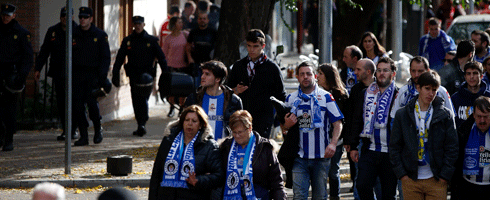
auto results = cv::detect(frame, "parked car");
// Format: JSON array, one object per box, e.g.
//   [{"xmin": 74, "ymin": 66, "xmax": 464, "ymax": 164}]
[{"xmin": 447, "ymin": 14, "xmax": 490, "ymax": 44}]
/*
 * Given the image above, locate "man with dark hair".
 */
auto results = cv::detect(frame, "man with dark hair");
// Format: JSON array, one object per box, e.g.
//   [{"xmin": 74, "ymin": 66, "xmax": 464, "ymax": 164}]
[
  {"xmin": 341, "ymin": 45, "xmax": 363, "ymax": 94},
  {"xmin": 72, "ymin": 7, "xmax": 111, "ymax": 146},
  {"xmin": 186, "ymin": 12, "xmax": 217, "ymax": 70},
  {"xmin": 34, "ymin": 7, "xmax": 79, "ymax": 141},
  {"xmin": 439, "ymin": 40, "xmax": 475, "ymax": 95},
  {"xmin": 228, "ymin": 29, "xmax": 286, "ymax": 138},
  {"xmin": 419, "ymin": 17, "xmax": 456, "ymax": 71},
  {"xmin": 443, "ymin": 50, "xmax": 456, "ymax": 66},
  {"xmin": 455, "ymin": 96, "xmax": 490, "ymax": 199},
  {"xmin": 391, "ymin": 56, "xmax": 454, "ymax": 119},
  {"xmin": 350, "ymin": 57, "xmax": 399, "ymax": 200},
  {"xmin": 390, "ymin": 71, "xmax": 458, "ymax": 200},
  {"xmin": 482, "ymin": 57, "xmax": 490, "ymax": 89},
  {"xmin": 184, "ymin": 60, "xmax": 242, "ymax": 139},
  {"xmin": 0, "ymin": 3, "xmax": 33, "ymax": 151},
  {"xmin": 471, "ymin": 30, "xmax": 490, "ymax": 63},
  {"xmin": 160, "ymin": 5, "xmax": 180, "ymax": 46},
  {"xmin": 113, "ymin": 16, "xmax": 167, "ymax": 137},
  {"xmin": 283, "ymin": 61, "xmax": 344, "ymax": 199},
  {"xmin": 451, "ymin": 61, "xmax": 490, "ymax": 128},
  {"xmin": 181, "ymin": 1, "xmax": 196, "ymax": 31}
]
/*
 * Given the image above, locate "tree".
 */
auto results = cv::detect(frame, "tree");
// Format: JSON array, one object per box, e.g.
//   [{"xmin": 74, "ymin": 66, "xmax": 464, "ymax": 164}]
[{"xmin": 214, "ymin": 0, "xmax": 276, "ymax": 67}]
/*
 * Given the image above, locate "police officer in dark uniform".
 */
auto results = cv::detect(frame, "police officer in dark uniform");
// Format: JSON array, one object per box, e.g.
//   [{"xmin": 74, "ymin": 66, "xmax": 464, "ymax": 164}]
[
  {"xmin": 72, "ymin": 7, "xmax": 111, "ymax": 146},
  {"xmin": 113, "ymin": 16, "xmax": 167, "ymax": 136},
  {"xmin": 34, "ymin": 7, "xmax": 79, "ymax": 141},
  {"xmin": 0, "ymin": 3, "xmax": 34, "ymax": 151}
]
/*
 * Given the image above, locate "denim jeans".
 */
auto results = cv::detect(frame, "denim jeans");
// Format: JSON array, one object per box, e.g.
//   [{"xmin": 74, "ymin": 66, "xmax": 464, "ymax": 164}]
[
  {"xmin": 292, "ymin": 157, "xmax": 330, "ymax": 200},
  {"xmin": 329, "ymin": 145, "xmax": 343, "ymax": 197}
]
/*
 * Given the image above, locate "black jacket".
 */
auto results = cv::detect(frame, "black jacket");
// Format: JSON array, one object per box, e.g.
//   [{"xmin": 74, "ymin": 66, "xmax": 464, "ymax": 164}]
[
  {"xmin": 227, "ymin": 57, "xmax": 286, "ymax": 134},
  {"xmin": 72, "ymin": 23, "xmax": 111, "ymax": 81},
  {"xmin": 347, "ymin": 85, "xmax": 399, "ymax": 150},
  {"xmin": 184, "ymin": 85, "xmax": 243, "ymax": 137},
  {"xmin": 35, "ymin": 22, "xmax": 78, "ymax": 79},
  {"xmin": 0, "ymin": 19, "xmax": 33, "ymax": 81},
  {"xmin": 219, "ymin": 132, "xmax": 287, "ymax": 200},
  {"xmin": 439, "ymin": 58, "xmax": 464, "ymax": 95},
  {"xmin": 390, "ymin": 96, "xmax": 459, "ymax": 181},
  {"xmin": 149, "ymin": 121, "xmax": 224, "ymax": 200},
  {"xmin": 343, "ymin": 82, "xmax": 368, "ymax": 146},
  {"xmin": 113, "ymin": 30, "xmax": 167, "ymax": 83}
]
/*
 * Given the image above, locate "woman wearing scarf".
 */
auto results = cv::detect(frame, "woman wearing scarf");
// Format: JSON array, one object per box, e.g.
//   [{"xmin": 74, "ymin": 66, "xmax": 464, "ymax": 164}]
[
  {"xmin": 219, "ymin": 110, "xmax": 286, "ymax": 200},
  {"xmin": 149, "ymin": 105, "xmax": 223, "ymax": 200}
]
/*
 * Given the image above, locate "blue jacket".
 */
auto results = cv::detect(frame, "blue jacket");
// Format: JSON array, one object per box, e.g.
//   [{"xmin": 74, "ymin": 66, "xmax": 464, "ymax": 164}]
[
  {"xmin": 451, "ymin": 81, "xmax": 490, "ymax": 128},
  {"xmin": 419, "ymin": 30, "xmax": 456, "ymax": 71}
]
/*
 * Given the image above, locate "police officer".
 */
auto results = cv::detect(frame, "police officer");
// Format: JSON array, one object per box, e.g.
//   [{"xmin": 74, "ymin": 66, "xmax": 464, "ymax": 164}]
[
  {"xmin": 72, "ymin": 7, "xmax": 110, "ymax": 146},
  {"xmin": 113, "ymin": 16, "xmax": 167, "ymax": 136},
  {"xmin": 0, "ymin": 3, "xmax": 34, "ymax": 151},
  {"xmin": 34, "ymin": 7, "xmax": 79, "ymax": 141}
]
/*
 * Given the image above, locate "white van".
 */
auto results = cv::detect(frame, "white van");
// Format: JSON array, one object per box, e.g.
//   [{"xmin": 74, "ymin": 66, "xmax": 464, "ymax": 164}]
[{"xmin": 446, "ymin": 14, "xmax": 490, "ymax": 44}]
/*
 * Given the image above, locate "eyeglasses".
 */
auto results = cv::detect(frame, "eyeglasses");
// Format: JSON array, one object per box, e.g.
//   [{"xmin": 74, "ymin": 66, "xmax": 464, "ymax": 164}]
[
  {"xmin": 376, "ymin": 69, "xmax": 392, "ymax": 73},
  {"xmin": 232, "ymin": 128, "xmax": 249, "ymax": 136},
  {"xmin": 78, "ymin": 15, "xmax": 89, "ymax": 19}
]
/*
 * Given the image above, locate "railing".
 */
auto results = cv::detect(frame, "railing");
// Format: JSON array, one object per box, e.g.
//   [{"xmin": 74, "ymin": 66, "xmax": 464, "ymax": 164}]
[{"xmin": 17, "ymin": 52, "xmax": 60, "ymax": 130}]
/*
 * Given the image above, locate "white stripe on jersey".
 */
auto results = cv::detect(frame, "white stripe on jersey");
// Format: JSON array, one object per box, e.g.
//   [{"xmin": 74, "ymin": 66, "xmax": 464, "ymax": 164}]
[
  {"xmin": 465, "ymin": 132, "xmax": 490, "ymax": 185},
  {"xmin": 208, "ymin": 98, "xmax": 217, "ymax": 137},
  {"xmin": 369, "ymin": 128, "xmax": 389, "ymax": 153},
  {"xmin": 327, "ymin": 102, "xmax": 341, "ymax": 117}
]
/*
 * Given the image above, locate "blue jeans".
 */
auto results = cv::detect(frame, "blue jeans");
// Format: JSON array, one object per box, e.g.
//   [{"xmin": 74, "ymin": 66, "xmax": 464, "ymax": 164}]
[
  {"xmin": 356, "ymin": 149, "xmax": 397, "ymax": 200},
  {"xmin": 329, "ymin": 145, "xmax": 343, "ymax": 197},
  {"xmin": 293, "ymin": 157, "xmax": 330, "ymax": 200}
]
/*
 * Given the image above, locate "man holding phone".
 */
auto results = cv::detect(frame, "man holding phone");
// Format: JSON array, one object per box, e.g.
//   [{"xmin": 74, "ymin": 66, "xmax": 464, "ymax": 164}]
[{"xmin": 227, "ymin": 29, "xmax": 286, "ymax": 138}]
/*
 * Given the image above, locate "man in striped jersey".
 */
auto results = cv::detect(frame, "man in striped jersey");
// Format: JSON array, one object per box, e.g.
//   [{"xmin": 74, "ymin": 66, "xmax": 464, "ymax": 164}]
[
  {"xmin": 456, "ymin": 96, "xmax": 490, "ymax": 198},
  {"xmin": 283, "ymin": 61, "xmax": 344, "ymax": 199},
  {"xmin": 184, "ymin": 60, "xmax": 242, "ymax": 139},
  {"xmin": 350, "ymin": 57, "xmax": 399, "ymax": 200}
]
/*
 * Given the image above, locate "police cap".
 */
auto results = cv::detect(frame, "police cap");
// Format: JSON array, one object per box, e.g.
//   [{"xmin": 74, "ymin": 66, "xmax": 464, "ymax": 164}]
[
  {"xmin": 60, "ymin": 6, "xmax": 74, "ymax": 17},
  {"xmin": 78, "ymin": 7, "xmax": 93, "ymax": 17},
  {"xmin": 1, "ymin": 3, "xmax": 16, "ymax": 16},
  {"xmin": 132, "ymin": 16, "xmax": 144, "ymax": 24}
]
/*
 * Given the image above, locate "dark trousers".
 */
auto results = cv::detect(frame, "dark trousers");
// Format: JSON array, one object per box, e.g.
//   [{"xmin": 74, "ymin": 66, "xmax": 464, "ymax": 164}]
[
  {"xmin": 53, "ymin": 77, "xmax": 66, "ymax": 131},
  {"xmin": 457, "ymin": 178, "xmax": 490, "ymax": 199},
  {"xmin": 130, "ymin": 85, "xmax": 151, "ymax": 126},
  {"xmin": 73, "ymin": 72, "xmax": 100, "ymax": 138},
  {"xmin": 357, "ymin": 149, "xmax": 397, "ymax": 200},
  {"xmin": 253, "ymin": 121, "xmax": 272, "ymax": 139},
  {"xmin": 0, "ymin": 88, "xmax": 18, "ymax": 146}
]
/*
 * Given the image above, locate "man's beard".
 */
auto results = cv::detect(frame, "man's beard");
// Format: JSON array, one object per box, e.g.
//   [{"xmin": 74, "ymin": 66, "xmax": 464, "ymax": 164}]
[
  {"xmin": 376, "ymin": 76, "xmax": 392, "ymax": 88},
  {"xmin": 476, "ymin": 46, "xmax": 484, "ymax": 55}
]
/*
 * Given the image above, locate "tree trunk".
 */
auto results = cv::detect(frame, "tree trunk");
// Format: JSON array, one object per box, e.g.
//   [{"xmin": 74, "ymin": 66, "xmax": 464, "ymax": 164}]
[
  {"xmin": 333, "ymin": 0, "xmax": 380, "ymax": 68},
  {"xmin": 214, "ymin": 0, "xmax": 276, "ymax": 67}
]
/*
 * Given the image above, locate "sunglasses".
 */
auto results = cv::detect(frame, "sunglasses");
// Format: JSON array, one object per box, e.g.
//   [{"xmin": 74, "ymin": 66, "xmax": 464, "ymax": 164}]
[
  {"xmin": 442, "ymin": 59, "xmax": 452, "ymax": 63},
  {"xmin": 78, "ymin": 15, "xmax": 90, "ymax": 19},
  {"xmin": 60, "ymin": 13, "xmax": 66, "ymax": 18}
]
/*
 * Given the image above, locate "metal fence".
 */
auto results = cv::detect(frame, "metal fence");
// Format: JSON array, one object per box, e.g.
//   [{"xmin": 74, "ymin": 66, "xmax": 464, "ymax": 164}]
[{"xmin": 17, "ymin": 52, "xmax": 60, "ymax": 130}]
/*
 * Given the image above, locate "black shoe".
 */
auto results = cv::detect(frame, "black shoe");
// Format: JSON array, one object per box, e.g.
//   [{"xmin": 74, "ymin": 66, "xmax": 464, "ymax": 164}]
[
  {"xmin": 2, "ymin": 143, "xmax": 13, "ymax": 151},
  {"xmin": 133, "ymin": 126, "xmax": 147, "ymax": 137},
  {"xmin": 93, "ymin": 129, "xmax": 103, "ymax": 144},
  {"xmin": 74, "ymin": 138, "xmax": 89, "ymax": 146},
  {"xmin": 167, "ymin": 106, "xmax": 175, "ymax": 118}
]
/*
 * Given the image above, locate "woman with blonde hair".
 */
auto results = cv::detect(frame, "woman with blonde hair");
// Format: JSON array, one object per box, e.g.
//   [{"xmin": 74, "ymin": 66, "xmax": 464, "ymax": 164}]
[{"xmin": 219, "ymin": 110, "xmax": 286, "ymax": 199}]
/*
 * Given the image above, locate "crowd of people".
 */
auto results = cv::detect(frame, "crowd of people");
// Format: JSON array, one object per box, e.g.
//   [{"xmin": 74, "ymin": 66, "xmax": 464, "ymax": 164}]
[{"xmin": 2, "ymin": 0, "xmax": 490, "ymax": 199}]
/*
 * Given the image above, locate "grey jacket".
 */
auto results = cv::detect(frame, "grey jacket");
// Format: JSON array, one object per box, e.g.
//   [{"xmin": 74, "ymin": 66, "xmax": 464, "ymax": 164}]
[{"xmin": 390, "ymin": 96, "xmax": 459, "ymax": 181}]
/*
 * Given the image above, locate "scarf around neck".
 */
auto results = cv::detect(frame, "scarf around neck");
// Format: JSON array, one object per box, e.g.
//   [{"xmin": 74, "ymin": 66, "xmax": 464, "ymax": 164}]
[
  {"xmin": 224, "ymin": 134, "xmax": 257, "ymax": 200},
  {"xmin": 160, "ymin": 130, "xmax": 199, "ymax": 188},
  {"xmin": 415, "ymin": 100, "xmax": 433, "ymax": 166},
  {"xmin": 463, "ymin": 123, "xmax": 490, "ymax": 176},
  {"xmin": 360, "ymin": 81, "xmax": 396, "ymax": 138},
  {"xmin": 291, "ymin": 85, "xmax": 323, "ymax": 131}
]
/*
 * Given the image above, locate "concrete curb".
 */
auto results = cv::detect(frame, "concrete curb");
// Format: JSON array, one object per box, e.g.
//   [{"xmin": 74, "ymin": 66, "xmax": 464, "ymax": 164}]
[{"xmin": 0, "ymin": 178, "xmax": 150, "ymax": 188}]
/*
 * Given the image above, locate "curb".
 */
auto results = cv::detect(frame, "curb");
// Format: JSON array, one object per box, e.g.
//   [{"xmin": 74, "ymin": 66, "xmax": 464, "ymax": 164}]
[{"xmin": 0, "ymin": 178, "xmax": 150, "ymax": 189}]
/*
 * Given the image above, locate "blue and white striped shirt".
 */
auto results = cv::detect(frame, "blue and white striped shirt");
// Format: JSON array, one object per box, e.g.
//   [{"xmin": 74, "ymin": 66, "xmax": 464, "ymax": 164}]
[{"xmin": 286, "ymin": 88, "xmax": 344, "ymax": 159}]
